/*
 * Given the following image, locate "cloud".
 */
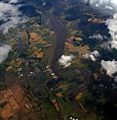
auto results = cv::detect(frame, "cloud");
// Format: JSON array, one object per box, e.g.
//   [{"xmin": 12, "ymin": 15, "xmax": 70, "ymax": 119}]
[
  {"xmin": 80, "ymin": 0, "xmax": 117, "ymax": 50},
  {"xmin": 58, "ymin": 54, "xmax": 75, "ymax": 67},
  {"xmin": 0, "ymin": 44, "xmax": 12, "ymax": 64},
  {"xmin": 100, "ymin": 41, "xmax": 111, "ymax": 50},
  {"xmin": 101, "ymin": 60, "xmax": 117, "ymax": 77},
  {"xmin": 0, "ymin": 0, "xmax": 27, "ymax": 34},
  {"xmin": 106, "ymin": 13, "xmax": 117, "ymax": 49},
  {"xmin": 89, "ymin": 34, "xmax": 103, "ymax": 41},
  {"xmin": 83, "ymin": 50, "xmax": 100, "ymax": 61},
  {"xmin": 81, "ymin": 0, "xmax": 117, "ymax": 14},
  {"xmin": 9, "ymin": 0, "xmax": 18, "ymax": 4},
  {"xmin": 114, "ymin": 76, "xmax": 117, "ymax": 82}
]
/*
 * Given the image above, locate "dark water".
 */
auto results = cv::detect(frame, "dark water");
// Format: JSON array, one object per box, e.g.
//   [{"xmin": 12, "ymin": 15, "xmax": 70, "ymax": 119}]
[
  {"xmin": 49, "ymin": 15, "xmax": 67, "ymax": 73},
  {"xmin": 19, "ymin": 5, "xmax": 39, "ymax": 17}
]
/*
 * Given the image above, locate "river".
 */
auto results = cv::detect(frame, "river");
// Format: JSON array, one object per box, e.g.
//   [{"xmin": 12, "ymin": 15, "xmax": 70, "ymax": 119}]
[{"xmin": 49, "ymin": 15, "xmax": 67, "ymax": 74}]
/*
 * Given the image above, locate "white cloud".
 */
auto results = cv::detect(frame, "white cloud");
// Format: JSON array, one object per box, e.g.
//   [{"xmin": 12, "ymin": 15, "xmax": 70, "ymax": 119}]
[
  {"xmin": 83, "ymin": 0, "xmax": 117, "ymax": 7},
  {"xmin": 106, "ymin": 13, "xmax": 117, "ymax": 49},
  {"xmin": 101, "ymin": 60, "xmax": 117, "ymax": 77},
  {"xmin": 58, "ymin": 54, "xmax": 75, "ymax": 67},
  {"xmin": 83, "ymin": 50, "xmax": 100, "ymax": 61},
  {"xmin": 111, "ymin": 40, "xmax": 117, "ymax": 49},
  {"xmin": 92, "ymin": 50, "xmax": 100, "ymax": 56},
  {"xmin": 114, "ymin": 76, "xmax": 117, "ymax": 82},
  {"xmin": 89, "ymin": 34, "xmax": 103, "ymax": 41},
  {"xmin": 81, "ymin": 0, "xmax": 117, "ymax": 50},
  {"xmin": 0, "ymin": 1, "xmax": 27, "ymax": 34},
  {"xmin": 0, "ymin": 44, "xmax": 12, "ymax": 64},
  {"xmin": 81, "ymin": 0, "xmax": 117, "ymax": 14},
  {"xmin": 111, "ymin": 0, "xmax": 117, "ymax": 4},
  {"xmin": 100, "ymin": 41, "xmax": 111, "ymax": 50},
  {"xmin": 9, "ymin": 0, "xmax": 18, "ymax": 4}
]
